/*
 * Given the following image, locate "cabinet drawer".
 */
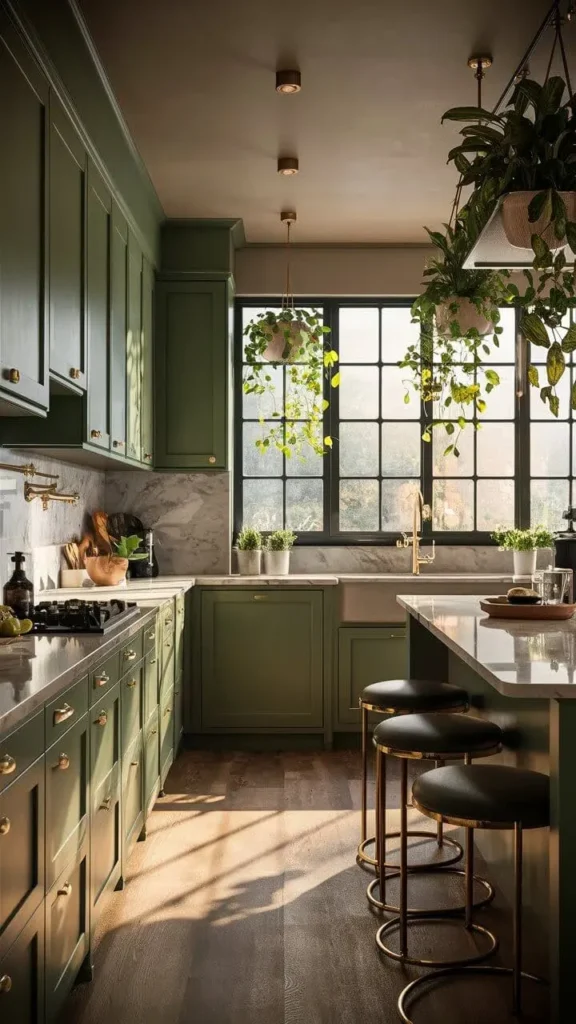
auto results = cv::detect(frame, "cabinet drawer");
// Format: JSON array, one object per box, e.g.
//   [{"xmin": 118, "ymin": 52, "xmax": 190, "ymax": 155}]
[
  {"xmin": 123, "ymin": 733, "xmax": 143, "ymax": 849},
  {"xmin": 0, "ymin": 712, "xmax": 44, "ymax": 794},
  {"xmin": 0, "ymin": 902, "xmax": 44, "ymax": 1024},
  {"xmin": 45, "ymin": 676, "xmax": 88, "ymax": 748},
  {"xmin": 121, "ymin": 663, "xmax": 143, "ymax": 751},
  {"xmin": 91, "ymin": 761, "xmax": 120, "ymax": 913},
  {"xmin": 90, "ymin": 684, "xmax": 120, "ymax": 792},
  {"xmin": 174, "ymin": 672, "xmax": 183, "ymax": 751},
  {"xmin": 0, "ymin": 755, "xmax": 45, "ymax": 957},
  {"xmin": 45, "ymin": 715, "xmax": 88, "ymax": 889},
  {"xmin": 143, "ymin": 619, "xmax": 157, "ymax": 654},
  {"xmin": 144, "ymin": 708, "xmax": 159, "ymax": 812},
  {"xmin": 119, "ymin": 631, "xmax": 143, "ymax": 669},
  {"xmin": 45, "ymin": 848, "xmax": 89, "ymax": 1022},
  {"xmin": 89, "ymin": 653, "xmax": 119, "ymax": 705},
  {"xmin": 159, "ymin": 687, "xmax": 174, "ymax": 783},
  {"xmin": 144, "ymin": 648, "xmax": 159, "ymax": 723}
]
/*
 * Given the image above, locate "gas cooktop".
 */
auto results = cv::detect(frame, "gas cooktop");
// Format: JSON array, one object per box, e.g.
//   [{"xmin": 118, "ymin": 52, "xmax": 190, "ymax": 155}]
[{"xmin": 31, "ymin": 599, "xmax": 140, "ymax": 635}]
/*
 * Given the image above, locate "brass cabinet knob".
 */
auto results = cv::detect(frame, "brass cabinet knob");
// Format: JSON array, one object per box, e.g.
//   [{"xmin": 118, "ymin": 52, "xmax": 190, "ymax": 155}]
[
  {"xmin": 146, "ymin": 630, "xmax": 156, "ymax": 641},
  {"xmin": 126, "ymin": 678, "xmax": 137, "ymax": 688},
  {"xmin": 90, "ymin": 429, "xmax": 102, "ymax": 439},
  {"xmin": 149, "ymin": 728, "xmax": 157, "ymax": 736},
  {"xmin": 0, "ymin": 754, "xmax": 16, "ymax": 775},
  {"xmin": 123, "ymin": 649, "xmax": 137, "ymax": 662},
  {"xmin": 53, "ymin": 704, "xmax": 74, "ymax": 725},
  {"xmin": 113, "ymin": 439, "xmax": 125, "ymax": 448},
  {"xmin": 0, "ymin": 816, "xmax": 10, "ymax": 835},
  {"xmin": 130, "ymin": 760, "xmax": 139, "ymax": 767},
  {"xmin": 164, "ymin": 706, "xmax": 172, "ymax": 715},
  {"xmin": 70, "ymin": 368, "xmax": 81, "ymax": 380},
  {"xmin": 149, "ymin": 657, "xmax": 157, "ymax": 666},
  {"xmin": 96, "ymin": 711, "xmax": 108, "ymax": 726},
  {"xmin": 57, "ymin": 882, "xmax": 72, "ymax": 897},
  {"xmin": 94, "ymin": 672, "xmax": 109, "ymax": 688},
  {"xmin": 143, "ymin": 452, "xmax": 153, "ymax": 460},
  {"xmin": 100, "ymin": 795, "xmax": 112, "ymax": 811},
  {"xmin": 57, "ymin": 753, "xmax": 70, "ymax": 771},
  {"xmin": 8, "ymin": 369, "xmax": 20, "ymax": 384},
  {"xmin": 208, "ymin": 456, "xmax": 216, "ymax": 464},
  {"xmin": 0, "ymin": 974, "xmax": 12, "ymax": 993}
]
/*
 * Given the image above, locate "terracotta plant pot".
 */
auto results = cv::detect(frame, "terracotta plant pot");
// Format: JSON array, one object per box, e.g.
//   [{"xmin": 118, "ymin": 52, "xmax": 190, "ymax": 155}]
[
  {"xmin": 85, "ymin": 555, "xmax": 129, "ymax": 587},
  {"xmin": 262, "ymin": 321, "xmax": 312, "ymax": 363},
  {"xmin": 501, "ymin": 191, "xmax": 576, "ymax": 250},
  {"xmin": 435, "ymin": 297, "xmax": 491, "ymax": 338}
]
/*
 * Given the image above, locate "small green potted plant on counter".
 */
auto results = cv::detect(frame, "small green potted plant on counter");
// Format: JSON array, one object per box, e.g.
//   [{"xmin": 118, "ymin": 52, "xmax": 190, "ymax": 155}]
[
  {"xmin": 85, "ymin": 535, "xmax": 147, "ymax": 586},
  {"xmin": 263, "ymin": 529, "xmax": 297, "ymax": 576},
  {"xmin": 235, "ymin": 527, "xmax": 263, "ymax": 576},
  {"xmin": 491, "ymin": 526, "xmax": 554, "ymax": 577}
]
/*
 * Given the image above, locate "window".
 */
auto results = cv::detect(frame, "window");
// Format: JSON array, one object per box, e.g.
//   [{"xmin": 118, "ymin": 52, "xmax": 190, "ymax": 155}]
[{"xmin": 235, "ymin": 299, "xmax": 572, "ymax": 541}]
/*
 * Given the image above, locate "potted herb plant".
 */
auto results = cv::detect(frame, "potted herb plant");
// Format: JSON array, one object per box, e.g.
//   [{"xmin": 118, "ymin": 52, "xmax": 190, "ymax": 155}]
[
  {"xmin": 85, "ymin": 535, "xmax": 147, "ymax": 586},
  {"xmin": 235, "ymin": 527, "xmax": 262, "ymax": 576},
  {"xmin": 491, "ymin": 526, "xmax": 554, "ymax": 577},
  {"xmin": 263, "ymin": 529, "xmax": 297, "ymax": 575}
]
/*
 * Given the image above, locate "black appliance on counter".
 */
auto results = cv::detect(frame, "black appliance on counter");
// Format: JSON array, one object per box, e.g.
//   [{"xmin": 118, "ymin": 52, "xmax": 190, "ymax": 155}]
[
  {"xmin": 555, "ymin": 508, "xmax": 576, "ymax": 574},
  {"xmin": 31, "ymin": 599, "xmax": 140, "ymax": 635}
]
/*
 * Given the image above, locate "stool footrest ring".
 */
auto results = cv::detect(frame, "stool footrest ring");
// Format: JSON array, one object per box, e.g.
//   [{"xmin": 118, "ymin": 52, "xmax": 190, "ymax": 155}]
[
  {"xmin": 397, "ymin": 965, "xmax": 547, "ymax": 1024},
  {"xmin": 367, "ymin": 867, "xmax": 494, "ymax": 916},
  {"xmin": 357, "ymin": 830, "xmax": 463, "ymax": 870},
  {"xmin": 376, "ymin": 914, "xmax": 498, "ymax": 968}
]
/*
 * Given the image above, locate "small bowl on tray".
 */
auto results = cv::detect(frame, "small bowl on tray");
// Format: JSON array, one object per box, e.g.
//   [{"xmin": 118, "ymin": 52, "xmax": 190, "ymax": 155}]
[{"xmin": 480, "ymin": 596, "xmax": 576, "ymax": 621}]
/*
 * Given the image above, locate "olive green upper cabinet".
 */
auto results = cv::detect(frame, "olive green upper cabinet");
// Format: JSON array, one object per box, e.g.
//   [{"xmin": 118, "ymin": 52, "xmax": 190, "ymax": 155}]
[
  {"xmin": 155, "ymin": 280, "xmax": 229, "ymax": 470},
  {"xmin": 126, "ymin": 233, "xmax": 142, "ymax": 462},
  {"xmin": 0, "ymin": 15, "xmax": 49, "ymax": 414},
  {"xmin": 141, "ymin": 258, "xmax": 154, "ymax": 466},
  {"xmin": 86, "ymin": 160, "xmax": 112, "ymax": 451},
  {"xmin": 109, "ymin": 203, "xmax": 128, "ymax": 456},
  {"xmin": 49, "ymin": 99, "xmax": 87, "ymax": 392}
]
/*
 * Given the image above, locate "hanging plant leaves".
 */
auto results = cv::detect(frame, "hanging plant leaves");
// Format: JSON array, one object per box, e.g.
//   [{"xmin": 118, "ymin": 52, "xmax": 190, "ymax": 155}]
[
  {"xmin": 528, "ymin": 364, "xmax": 540, "ymax": 387},
  {"xmin": 521, "ymin": 313, "xmax": 550, "ymax": 347},
  {"xmin": 562, "ymin": 324, "xmax": 576, "ymax": 352},
  {"xmin": 547, "ymin": 341, "xmax": 565, "ymax": 385},
  {"xmin": 566, "ymin": 221, "xmax": 576, "ymax": 252},
  {"xmin": 549, "ymin": 393, "xmax": 560, "ymax": 417},
  {"xmin": 527, "ymin": 190, "xmax": 551, "ymax": 224},
  {"xmin": 441, "ymin": 106, "xmax": 504, "ymax": 125},
  {"xmin": 572, "ymin": 380, "xmax": 576, "ymax": 411}
]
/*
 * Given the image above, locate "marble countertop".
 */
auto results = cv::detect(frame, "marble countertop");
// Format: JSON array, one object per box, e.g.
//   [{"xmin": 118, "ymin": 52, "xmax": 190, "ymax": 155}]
[
  {"xmin": 194, "ymin": 574, "xmax": 339, "ymax": 586},
  {"xmin": 0, "ymin": 607, "xmax": 156, "ymax": 738},
  {"xmin": 399, "ymin": 594, "xmax": 576, "ymax": 698}
]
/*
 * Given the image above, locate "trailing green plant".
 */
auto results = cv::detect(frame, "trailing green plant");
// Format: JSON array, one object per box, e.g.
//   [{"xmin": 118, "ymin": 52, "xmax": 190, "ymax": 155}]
[
  {"xmin": 491, "ymin": 526, "xmax": 554, "ymax": 552},
  {"xmin": 243, "ymin": 308, "xmax": 339, "ymax": 458},
  {"xmin": 113, "ymin": 535, "xmax": 148, "ymax": 561},
  {"xmin": 265, "ymin": 529, "xmax": 297, "ymax": 551},
  {"xmin": 236, "ymin": 527, "xmax": 262, "ymax": 551}
]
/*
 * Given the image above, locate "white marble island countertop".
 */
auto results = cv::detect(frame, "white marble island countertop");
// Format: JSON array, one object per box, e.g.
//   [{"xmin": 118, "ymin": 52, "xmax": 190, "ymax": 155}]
[{"xmin": 399, "ymin": 593, "xmax": 576, "ymax": 698}]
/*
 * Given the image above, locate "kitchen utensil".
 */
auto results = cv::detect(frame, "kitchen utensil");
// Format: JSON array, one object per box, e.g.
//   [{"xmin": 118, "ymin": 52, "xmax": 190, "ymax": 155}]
[
  {"xmin": 85, "ymin": 555, "xmax": 128, "ymax": 586},
  {"xmin": 64, "ymin": 542, "xmax": 80, "ymax": 569},
  {"xmin": 77, "ymin": 534, "xmax": 94, "ymax": 568},
  {"xmin": 91, "ymin": 511, "xmax": 112, "ymax": 554},
  {"xmin": 480, "ymin": 597, "xmax": 576, "ymax": 620}
]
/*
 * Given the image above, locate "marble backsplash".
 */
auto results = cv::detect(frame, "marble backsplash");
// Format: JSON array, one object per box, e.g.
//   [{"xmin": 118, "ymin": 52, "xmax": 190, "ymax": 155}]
[
  {"xmin": 105, "ymin": 470, "xmax": 231, "ymax": 575},
  {"xmin": 0, "ymin": 448, "xmax": 106, "ymax": 592},
  {"xmin": 290, "ymin": 545, "xmax": 552, "ymax": 575}
]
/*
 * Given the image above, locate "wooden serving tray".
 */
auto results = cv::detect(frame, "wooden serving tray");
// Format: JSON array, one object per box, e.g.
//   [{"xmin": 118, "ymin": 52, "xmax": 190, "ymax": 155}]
[{"xmin": 480, "ymin": 597, "xmax": 576, "ymax": 621}]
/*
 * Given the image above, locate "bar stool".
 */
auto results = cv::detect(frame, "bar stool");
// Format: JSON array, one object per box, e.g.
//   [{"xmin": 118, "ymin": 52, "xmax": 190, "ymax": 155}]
[
  {"xmin": 396, "ymin": 763, "xmax": 549, "ymax": 1024},
  {"xmin": 358, "ymin": 679, "xmax": 469, "ymax": 870},
  {"xmin": 370, "ymin": 712, "xmax": 502, "ymax": 917}
]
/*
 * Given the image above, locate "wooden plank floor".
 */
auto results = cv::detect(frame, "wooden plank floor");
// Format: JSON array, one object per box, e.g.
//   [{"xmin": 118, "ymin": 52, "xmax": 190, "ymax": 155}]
[{"xmin": 61, "ymin": 751, "xmax": 550, "ymax": 1024}]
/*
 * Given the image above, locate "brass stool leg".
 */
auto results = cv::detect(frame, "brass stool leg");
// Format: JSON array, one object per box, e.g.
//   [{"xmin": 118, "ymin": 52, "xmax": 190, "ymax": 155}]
[
  {"xmin": 513, "ymin": 823, "xmax": 523, "ymax": 1016},
  {"xmin": 361, "ymin": 705, "xmax": 368, "ymax": 849},
  {"xmin": 400, "ymin": 757, "xmax": 408, "ymax": 958},
  {"xmin": 465, "ymin": 827, "xmax": 473, "ymax": 930},
  {"xmin": 435, "ymin": 759, "xmax": 444, "ymax": 847},
  {"xmin": 374, "ymin": 737, "xmax": 381, "ymax": 864},
  {"xmin": 378, "ymin": 747, "xmax": 387, "ymax": 910}
]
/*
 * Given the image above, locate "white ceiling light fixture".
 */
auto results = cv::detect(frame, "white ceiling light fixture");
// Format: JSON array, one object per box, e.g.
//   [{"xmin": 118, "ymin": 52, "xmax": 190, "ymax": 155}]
[
  {"xmin": 276, "ymin": 69, "xmax": 301, "ymax": 94},
  {"xmin": 278, "ymin": 156, "xmax": 299, "ymax": 176}
]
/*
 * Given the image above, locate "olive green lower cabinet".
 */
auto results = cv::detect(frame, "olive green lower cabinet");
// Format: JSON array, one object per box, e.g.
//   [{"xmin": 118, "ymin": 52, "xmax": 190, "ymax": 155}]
[
  {"xmin": 336, "ymin": 626, "xmax": 407, "ymax": 730},
  {"xmin": 0, "ymin": 903, "xmax": 45, "ymax": 1024}
]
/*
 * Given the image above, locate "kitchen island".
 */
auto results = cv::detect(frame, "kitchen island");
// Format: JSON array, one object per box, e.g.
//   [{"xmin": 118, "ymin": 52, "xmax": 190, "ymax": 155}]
[{"xmin": 400, "ymin": 593, "xmax": 576, "ymax": 1024}]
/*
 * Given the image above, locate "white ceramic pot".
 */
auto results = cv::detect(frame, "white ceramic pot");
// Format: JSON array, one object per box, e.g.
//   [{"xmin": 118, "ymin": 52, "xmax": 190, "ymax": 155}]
[
  {"xmin": 60, "ymin": 568, "xmax": 90, "ymax": 588},
  {"xmin": 236, "ymin": 549, "xmax": 262, "ymax": 576},
  {"xmin": 262, "ymin": 321, "xmax": 311, "ymax": 363},
  {"xmin": 435, "ymin": 297, "xmax": 491, "ymax": 338},
  {"xmin": 263, "ymin": 550, "xmax": 290, "ymax": 575},
  {"xmin": 502, "ymin": 191, "xmax": 576, "ymax": 251},
  {"xmin": 513, "ymin": 549, "xmax": 537, "ymax": 577}
]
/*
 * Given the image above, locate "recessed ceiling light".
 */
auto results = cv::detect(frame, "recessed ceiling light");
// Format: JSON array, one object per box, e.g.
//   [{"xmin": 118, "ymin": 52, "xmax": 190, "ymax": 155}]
[
  {"xmin": 276, "ymin": 70, "xmax": 301, "ymax": 94},
  {"xmin": 278, "ymin": 157, "xmax": 299, "ymax": 176}
]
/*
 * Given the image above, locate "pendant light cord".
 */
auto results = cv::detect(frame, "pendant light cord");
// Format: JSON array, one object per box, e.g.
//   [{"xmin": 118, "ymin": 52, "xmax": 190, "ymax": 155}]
[
  {"xmin": 492, "ymin": 0, "xmax": 564, "ymax": 113},
  {"xmin": 282, "ymin": 219, "xmax": 294, "ymax": 310}
]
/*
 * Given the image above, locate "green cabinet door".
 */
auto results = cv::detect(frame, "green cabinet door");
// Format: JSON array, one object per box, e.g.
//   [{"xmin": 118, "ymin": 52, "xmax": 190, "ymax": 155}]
[
  {"xmin": 49, "ymin": 98, "xmax": 86, "ymax": 391},
  {"xmin": 337, "ymin": 627, "xmax": 407, "ymax": 728},
  {"xmin": 110, "ymin": 203, "xmax": 128, "ymax": 455},
  {"xmin": 122, "ymin": 732, "xmax": 144, "ymax": 852},
  {"xmin": 141, "ymin": 257, "xmax": 154, "ymax": 466},
  {"xmin": 126, "ymin": 232, "xmax": 142, "ymax": 462},
  {"xmin": 155, "ymin": 280, "xmax": 229, "ymax": 470},
  {"xmin": 45, "ymin": 715, "xmax": 88, "ymax": 889},
  {"xmin": 90, "ymin": 686, "xmax": 121, "ymax": 914},
  {"xmin": 159, "ymin": 687, "xmax": 175, "ymax": 786},
  {"xmin": 121, "ymin": 664, "xmax": 143, "ymax": 751},
  {"xmin": 144, "ymin": 709, "xmax": 160, "ymax": 813},
  {"xmin": 174, "ymin": 672, "xmax": 183, "ymax": 752},
  {"xmin": 45, "ymin": 848, "xmax": 89, "ymax": 1023},
  {"xmin": 0, "ymin": 756, "xmax": 44, "ymax": 958},
  {"xmin": 0, "ymin": 15, "xmax": 49, "ymax": 414},
  {"xmin": 201, "ymin": 590, "xmax": 324, "ymax": 729},
  {"xmin": 86, "ymin": 160, "xmax": 111, "ymax": 450},
  {"xmin": 0, "ymin": 903, "xmax": 44, "ymax": 1024},
  {"xmin": 144, "ymin": 647, "xmax": 159, "ymax": 724}
]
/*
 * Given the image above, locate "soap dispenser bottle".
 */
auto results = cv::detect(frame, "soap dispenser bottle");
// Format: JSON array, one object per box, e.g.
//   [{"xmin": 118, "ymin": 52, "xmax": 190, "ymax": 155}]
[{"xmin": 4, "ymin": 551, "xmax": 34, "ymax": 619}]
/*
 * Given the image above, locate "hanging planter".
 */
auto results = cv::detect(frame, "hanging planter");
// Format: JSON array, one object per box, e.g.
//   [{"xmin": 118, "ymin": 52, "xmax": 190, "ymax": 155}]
[
  {"xmin": 435, "ymin": 295, "xmax": 492, "ymax": 337},
  {"xmin": 261, "ymin": 316, "xmax": 313, "ymax": 363},
  {"xmin": 501, "ymin": 191, "xmax": 576, "ymax": 250}
]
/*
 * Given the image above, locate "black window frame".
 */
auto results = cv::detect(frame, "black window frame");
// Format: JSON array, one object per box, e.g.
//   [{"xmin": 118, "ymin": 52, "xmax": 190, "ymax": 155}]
[{"xmin": 234, "ymin": 296, "xmax": 562, "ymax": 545}]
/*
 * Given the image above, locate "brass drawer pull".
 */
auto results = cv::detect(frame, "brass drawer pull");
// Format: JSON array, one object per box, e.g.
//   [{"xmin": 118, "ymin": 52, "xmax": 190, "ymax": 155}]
[
  {"xmin": 100, "ymin": 796, "xmax": 112, "ymax": 811},
  {"xmin": 146, "ymin": 630, "xmax": 156, "ymax": 641},
  {"xmin": 149, "ymin": 657, "xmax": 157, "ymax": 665},
  {"xmin": 94, "ymin": 672, "xmax": 110, "ymax": 688},
  {"xmin": 70, "ymin": 367, "xmax": 81, "ymax": 380},
  {"xmin": 53, "ymin": 704, "xmax": 74, "ymax": 725},
  {"xmin": 149, "ymin": 728, "xmax": 157, "ymax": 736},
  {"xmin": 126, "ymin": 678, "xmax": 137, "ymax": 688},
  {"xmin": 57, "ymin": 753, "xmax": 70, "ymax": 770},
  {"xmin": 165, "ymin": 640, "xmax": 172, "ymax": 648},
  {"xmin": 8, "ymin": 368, "xmax": 20, "ymax": 384},
  {"xmin": 0, "ymin": 754, "xmax": 16, "ymax": 775},
  {"xmin": 253, "ymin": 594, "xmax": 265, "ymax": 601},
  {"xmin": 208, "ymin": 455, "xmax": 216, "ymax": 464},
  {"xmin": 113, "ymin": 440, "xmax": 125, "ymax": 448},
  {"xmin": 90, "ymin": 429, "xmax": 102, "ymax": 439},
  {"xmin": 130, "ymin": 760, "xmax": 139, "ymax": 767},
  {"xmin": 96, "ymin": 711, "xmax": 108, "ymax": 726},
  {"xmin": 164, "ymin": 706, "xmax": 172, "ymax": 715},
  {"xmin": 123, "ymin": 649, "xmax": 137, "ymax": 661},
  {"xmin": 57, "ymin": 882, "xmax": 72, "ymax": 897},
  {"xmin": 0, "ymin": 816, "xmax": 10, "ymax": 835},
  {"xmin": 0, "ymin": 974, "xmax": 12, "ymax": 993}
]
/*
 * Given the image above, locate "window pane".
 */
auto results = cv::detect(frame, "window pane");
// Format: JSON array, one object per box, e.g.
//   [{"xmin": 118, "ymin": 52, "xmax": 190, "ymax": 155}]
[
  {"xmin": 243, "ymin": 479, "xmax": 283, "ymax": 531},
  {"xmin": 242, "ymin": 306, "xmax": 281, "ymax": 358},
  {"xmin": 243, "ymin": 424, "xmax": 282, "ymax": 476},
  {"xmin": 381, "ymin": 422, "xmax": 420, "ymax": 477},
  {"xmin": 340, "ymin": 422, "xmax": 379, "ymax": 477},
  {"xmin": 243, "ymin": 367, "xmax": 284, "ymax": 420},
  {"xmin": 477, "ymin": 423, "xmax": 514, "ymax": 477},
  {"xmin": 479, "ymin": 365, "xmax": 515, "ymax": 419},
  {"xmin": 382, "ymin": 365, "xmax": 420, "ymax": 419},
  {"xmin": 381, "ymin": 307, "xmax": 419, "ymax": 364},
  {"xmin": 476, "ymin": 480, "xmax": 514, "ymax": 531},
  {"xmin": 433, "ymin": 480, "xmax": 474, "ymax": 531},
  {"xmin": 285, "ymin": 439, "xmax": 323, "ymax": 477},
  {"xmin": 340, "ymin": 366, "xmax": 379, "ymax": 418},
  {"xmin": 286, "ymin": 479, "xmax": 323, "ymax": 531},
  {"xmin": 433, "ymin": 426, "xmax": 473, "ymax": 477},
  {"xmin": 492, "ymin": 307, "xmax": 516, "ymax": 363},
  {"xmin": 381, "ymin": 479, "xmax": 420, "ymax": 531},
  {"xmin": 339, "ymin": 308, "xmax": 378, "ymax": 363},
  {"xmin": 531, "ymin": 479, "xmax": 569, "ymax": 529},
  {"xmin": 531, "ymin": 423, "xmax": 570, "ymax": 476},
  {"xmin": 530, "ymin": 369, "xmax": 570, "ymax": 420},
  {"xmin": 285, "ymin": 367, "xmax": 323, "ymax": 420},
  {"xmin": 340, "ymin": 479, "xmax": 379, "ymax": 531}
]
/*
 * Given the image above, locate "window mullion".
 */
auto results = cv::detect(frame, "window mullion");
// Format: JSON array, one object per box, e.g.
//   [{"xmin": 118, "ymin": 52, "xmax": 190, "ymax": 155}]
[
  {"xmin": 516, "ymin": 310, "xmax": 531, "ymax": 528},
  {"xmin": 421, "ymin": 320, "xmax": 433, "ymax": 536}
]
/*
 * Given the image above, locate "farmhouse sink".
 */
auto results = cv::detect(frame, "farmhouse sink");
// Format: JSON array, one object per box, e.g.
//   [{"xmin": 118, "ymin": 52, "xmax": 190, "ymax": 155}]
[{"xmin": 339, "ymin": 573, "xmax": 514, "ymax": 623}]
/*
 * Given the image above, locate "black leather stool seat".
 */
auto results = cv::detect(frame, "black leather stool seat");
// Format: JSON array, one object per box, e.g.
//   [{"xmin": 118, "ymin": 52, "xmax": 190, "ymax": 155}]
[
  {"xmin": 361, "ymin": 679, "xmax": 468, "ymax": 713},
  {"xmin": 413, "ymin": 764, "xmax": 550, "ymax": 829},
  {"xmin": 374, "ymin": 712, "xmax": 502, "ymax": 758}
]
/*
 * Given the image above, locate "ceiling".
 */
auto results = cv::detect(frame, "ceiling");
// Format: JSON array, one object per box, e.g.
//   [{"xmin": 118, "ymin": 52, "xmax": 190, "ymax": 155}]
[{"xmin": 78, "ymin": 0, "xmax": 566, "ymax": 243}]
